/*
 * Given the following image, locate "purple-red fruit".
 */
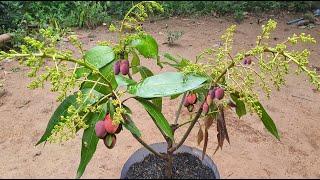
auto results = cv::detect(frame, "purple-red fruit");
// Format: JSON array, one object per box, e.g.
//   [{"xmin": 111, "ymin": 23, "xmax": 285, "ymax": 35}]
[
  {"xmin": 243, "ymin": 58, "xmax": 247, "ymax": 65},
  {"xmin": 120, "ymin": 60, "xmax": 129, "ymax": 75},
  {"xmin": 187, "ymin": 93, "xmax": 197, "ymax": 105},
  {"xmin": 247, "ymin": 57, "xmax": 252, "ymax": 65},
  {"xmin": 215, "ymin": 87, "xmax": 224, "ymax": 100},
  {"xmin": 208, "ymin": 89, "xmax": 215, "ymax": 99},
  {"xmin": 104, "ymin": 114, "xmax": 119, "ymax": 134},
  {"xmin": 202, "ymin": 102, "xmax": 209, "ymax": 115},
  {"xmin": 104, "ymin": 134, "xmax": 116, "ymax": 149},
  {"xmin": 243, "ymin": 57, "xmax": 252, "ymax": 65},
  {"xmin": 114, "ymin": 61, "xmax": 120, "ymax": 75},
  {"xmin": 206, "ymin": 95, "xmax": 212, "ymax": 105},
  {"xmin": 187, "ymin": 104, "xmax": 194, "ymax": 112},
  {"xmin": 183, "ymin": 97, "xmax": 190, "ymax": 107},
  {"xmin": 95, "ymin": 120, "xmax": 107, "ymax": 139}
]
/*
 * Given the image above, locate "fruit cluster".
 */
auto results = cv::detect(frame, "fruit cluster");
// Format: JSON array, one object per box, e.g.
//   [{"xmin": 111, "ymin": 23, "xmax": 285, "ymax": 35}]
[
  {"xmin": 184, "ymin": 87, "xmax": 237, "ymax": 115},
  {"xmin": 114, "ymin": 59, "xmax": 130, "ymax": 75},
  {"xmin": 95, "ymin": 114, "xmax": 122, "ymax": 149}
]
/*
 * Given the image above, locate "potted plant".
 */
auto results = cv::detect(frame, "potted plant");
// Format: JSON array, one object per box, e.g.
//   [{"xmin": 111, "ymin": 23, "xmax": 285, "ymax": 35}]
[{"xmin": 1, "ymin": 1, "xmax": 319, "ymax": 179}]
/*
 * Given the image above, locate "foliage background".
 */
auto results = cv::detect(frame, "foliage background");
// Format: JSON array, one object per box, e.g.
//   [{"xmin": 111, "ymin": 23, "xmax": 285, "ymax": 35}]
[{"xmin": 0, "ymin": 1, "xmax": 317, "ymax": 48}]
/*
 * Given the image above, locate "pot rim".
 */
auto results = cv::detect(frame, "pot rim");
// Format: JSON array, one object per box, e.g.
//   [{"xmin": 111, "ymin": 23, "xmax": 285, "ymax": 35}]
[{"xmin": 120, "ymin": 142, "xmax": 220, "ymax": 179}]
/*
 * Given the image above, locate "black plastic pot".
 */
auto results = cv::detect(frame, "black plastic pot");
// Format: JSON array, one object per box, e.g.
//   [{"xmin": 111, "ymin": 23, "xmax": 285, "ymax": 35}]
[{"xmin": 120, "ymin": 142, "xmax": 220, "ymax": 179}]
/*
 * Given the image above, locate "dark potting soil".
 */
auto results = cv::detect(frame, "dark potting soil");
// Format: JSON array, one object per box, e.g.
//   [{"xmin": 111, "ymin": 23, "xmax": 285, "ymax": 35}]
[{"xmin": 125, "ymin": 153, "xmax": 216, "ymax": 179}]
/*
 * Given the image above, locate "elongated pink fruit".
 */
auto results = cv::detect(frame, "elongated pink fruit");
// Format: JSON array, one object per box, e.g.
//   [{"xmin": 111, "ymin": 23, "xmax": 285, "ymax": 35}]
[
  {"xmin": 183, "ymin": 97, "xmax": 190, "ymax": 107},
  {"xmin": 114, "ymin": 61, "xmax": 120, "ymax": 75},
  {"xmin": 202, "ymin": 102, "xmax": 209, "ymax": 115},
  {"xmin": 206, "ymin": 95, "xmax": 212, "ymax": 105},
  {"xmin": 208, "ymin": 89, "xmax": 215, "ymax": 99},
  {"xmin": 95, "ymin": 120, "xmax": 107, "ymax": 139},
  {"xmin": 120, "ymin": 60, "xmax": 129, "ymax": 75}
]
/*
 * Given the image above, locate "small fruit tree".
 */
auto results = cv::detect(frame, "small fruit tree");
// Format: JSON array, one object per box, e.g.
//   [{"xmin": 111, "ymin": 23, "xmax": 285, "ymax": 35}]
[{"xmin": 1, "ymin": 1, "xmax": 319, "ymax": 178}]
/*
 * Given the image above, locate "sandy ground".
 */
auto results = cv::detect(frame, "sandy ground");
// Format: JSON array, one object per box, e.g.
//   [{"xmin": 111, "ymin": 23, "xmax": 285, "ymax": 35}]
[{"xmin": 0, "ymin": 14, "xmax": 320, "ymax": 178}]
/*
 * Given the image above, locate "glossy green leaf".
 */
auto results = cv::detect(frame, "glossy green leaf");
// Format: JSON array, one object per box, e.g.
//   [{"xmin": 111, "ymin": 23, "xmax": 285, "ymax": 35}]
[
  {"xmin": 152, "ymin": 97, "xmax": 162, "ymax": 112},
  {"xmin": 138, "ymin": 66, "xmax": 154, "ymax": 79},
  {"xmin": 84, "ymin": 46, "xmax": 115, "ymax": 69},
  {"xmin": 128, "ymin": 72, "xmax": 207, "ymax": 98},
  {"xmin": 123, "ymin": 115, "xmax": 141, "ymax": 137},
  {"xmin": 254, "ymin": 101, "xmax": 280, "ymax": 140},
  {"xmin": 115, "ymin": 75, "xmax": 137, "ymax": 87},
  {"xmin": 81, "ymin": 88, "xmax": 104, "ymax": 105},
  {"xmin": 75, "ymin": 67, "xmax": 91, "ymax": 79},
  {"xmin": 131, "ymin": 51, "xmax": 140, "ymax": 74},
  {"xmin": 230, "ymin": 93, "xmax": 246, "ymax": 118},
  {"xmin": 134, "ymin": 97, "xmax": 173, "ymax": 140},
  {"xmin": 36, "ymin": 95, "xmax": 77, "ymax": 145},
  {"xmin": 131, "ymin": 34, "xmax": 158, "ymax": 59},
  {"xmin": 170, "ymin": 93, "xmax": 181, "ymax": 100},
  {"xmin": 81, "ymin": 63, "xmax": 117, "ymax": 95},
  {"xmin": 76, "ymin": 103, "xmax": 108, "ymax": 179}
]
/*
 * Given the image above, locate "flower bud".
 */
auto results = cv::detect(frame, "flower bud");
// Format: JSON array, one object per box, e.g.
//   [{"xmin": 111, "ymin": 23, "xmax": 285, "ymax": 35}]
[
  {"xmin": 215, "ymin": 87, "xmax": 224, "ymax": 100},
  {"xmin": 95, "ymin": 120, "xmax": 107, "ymax": 139}
]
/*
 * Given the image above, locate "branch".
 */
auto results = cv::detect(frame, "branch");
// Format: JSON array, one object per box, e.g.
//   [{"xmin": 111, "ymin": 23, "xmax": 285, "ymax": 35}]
[
  {"xmin": 174, "ymin": 92, "xmax": 187, "ymax": 124},
  {"xmin": 168, "ymin": 106, "xmax": 203, "ymax": 153},
  {"xmin": 132, "ymin": 134, "xmax": 165, "ymax": 159}
]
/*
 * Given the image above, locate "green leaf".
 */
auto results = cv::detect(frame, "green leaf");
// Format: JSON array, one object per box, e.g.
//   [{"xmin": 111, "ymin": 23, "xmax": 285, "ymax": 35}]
[
  {"xmin": 131, "ymin": 34, "xmax": 158, "ymax": 59},
  {"xmin": 115, "ymin": 75, "xmax": 137, "ymax": 87},
  {"xmin": 81, "ymin": 88, "xmax": 104, "ymax": 105},
  {"xmin": 138, "ymin": 66, "xmax": 153, "ymax": 79},
  {"xmin": 99, "ymin": 62, "xmax": 118, "ymax": 90},
  {"xmin": 36, "ymin": 95, "xmax": 77, "ymax": 145},
  {"xmin": 170, "ymin": 93, "xmax": 181, "ymax": 100},
  {"xmin": 76, "ymin": 104, "xmax": 108, "ymax": 179},
  {"xmin": 254, "ymin": 101, "xmax": 280, "ymax": 140},
  {"xmin": 123, "ymin": 105, "xmax": 132, "ymax": 115},
  {"xmin": 163, "ymin": 53, "xmax": 179, "ymax": 63},
  {"xmin": 131, "ymin": 51, "xmax": 140, "ymax": 74},
  {"xmin": 81, "ymin": 63, "xmax": 117, "ymax": 95},
  {"xmin": 156, "ymin": 55, "xmax": 163, "ymax": 69},
  {"xmin": 134, "ymin": 97, "xmax": 173, "ymax": 140},
  {"xmin": 36, "ymin": 90, "xmax": 104, "ymax": 145},
  {"xmin": 84, "ymin": 46, "xmax": 115, "ymax": 69},
  {"xmin": 75, "ymin": 67, "xmax": 91, "ymax": 79},
  {"xmin": 123, "ymin": 115, "xmax": 141, "ymax": 137},
  {"xmin": 128, "ymin": 72, "xmax": 207, "ymax": 98},
  {"xmin": 230, "ymin": 93, "xmax": 246, "ymax": 118},
  {"xmin": 152, "ymin": 97, "xmax": 162, "ymax": 112}
]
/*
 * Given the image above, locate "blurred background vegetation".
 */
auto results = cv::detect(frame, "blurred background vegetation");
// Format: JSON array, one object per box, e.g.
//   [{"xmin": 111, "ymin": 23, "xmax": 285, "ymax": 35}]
[{"xmin": 0, "ymin": 1, "xmax": 318, "ymax": 49}]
